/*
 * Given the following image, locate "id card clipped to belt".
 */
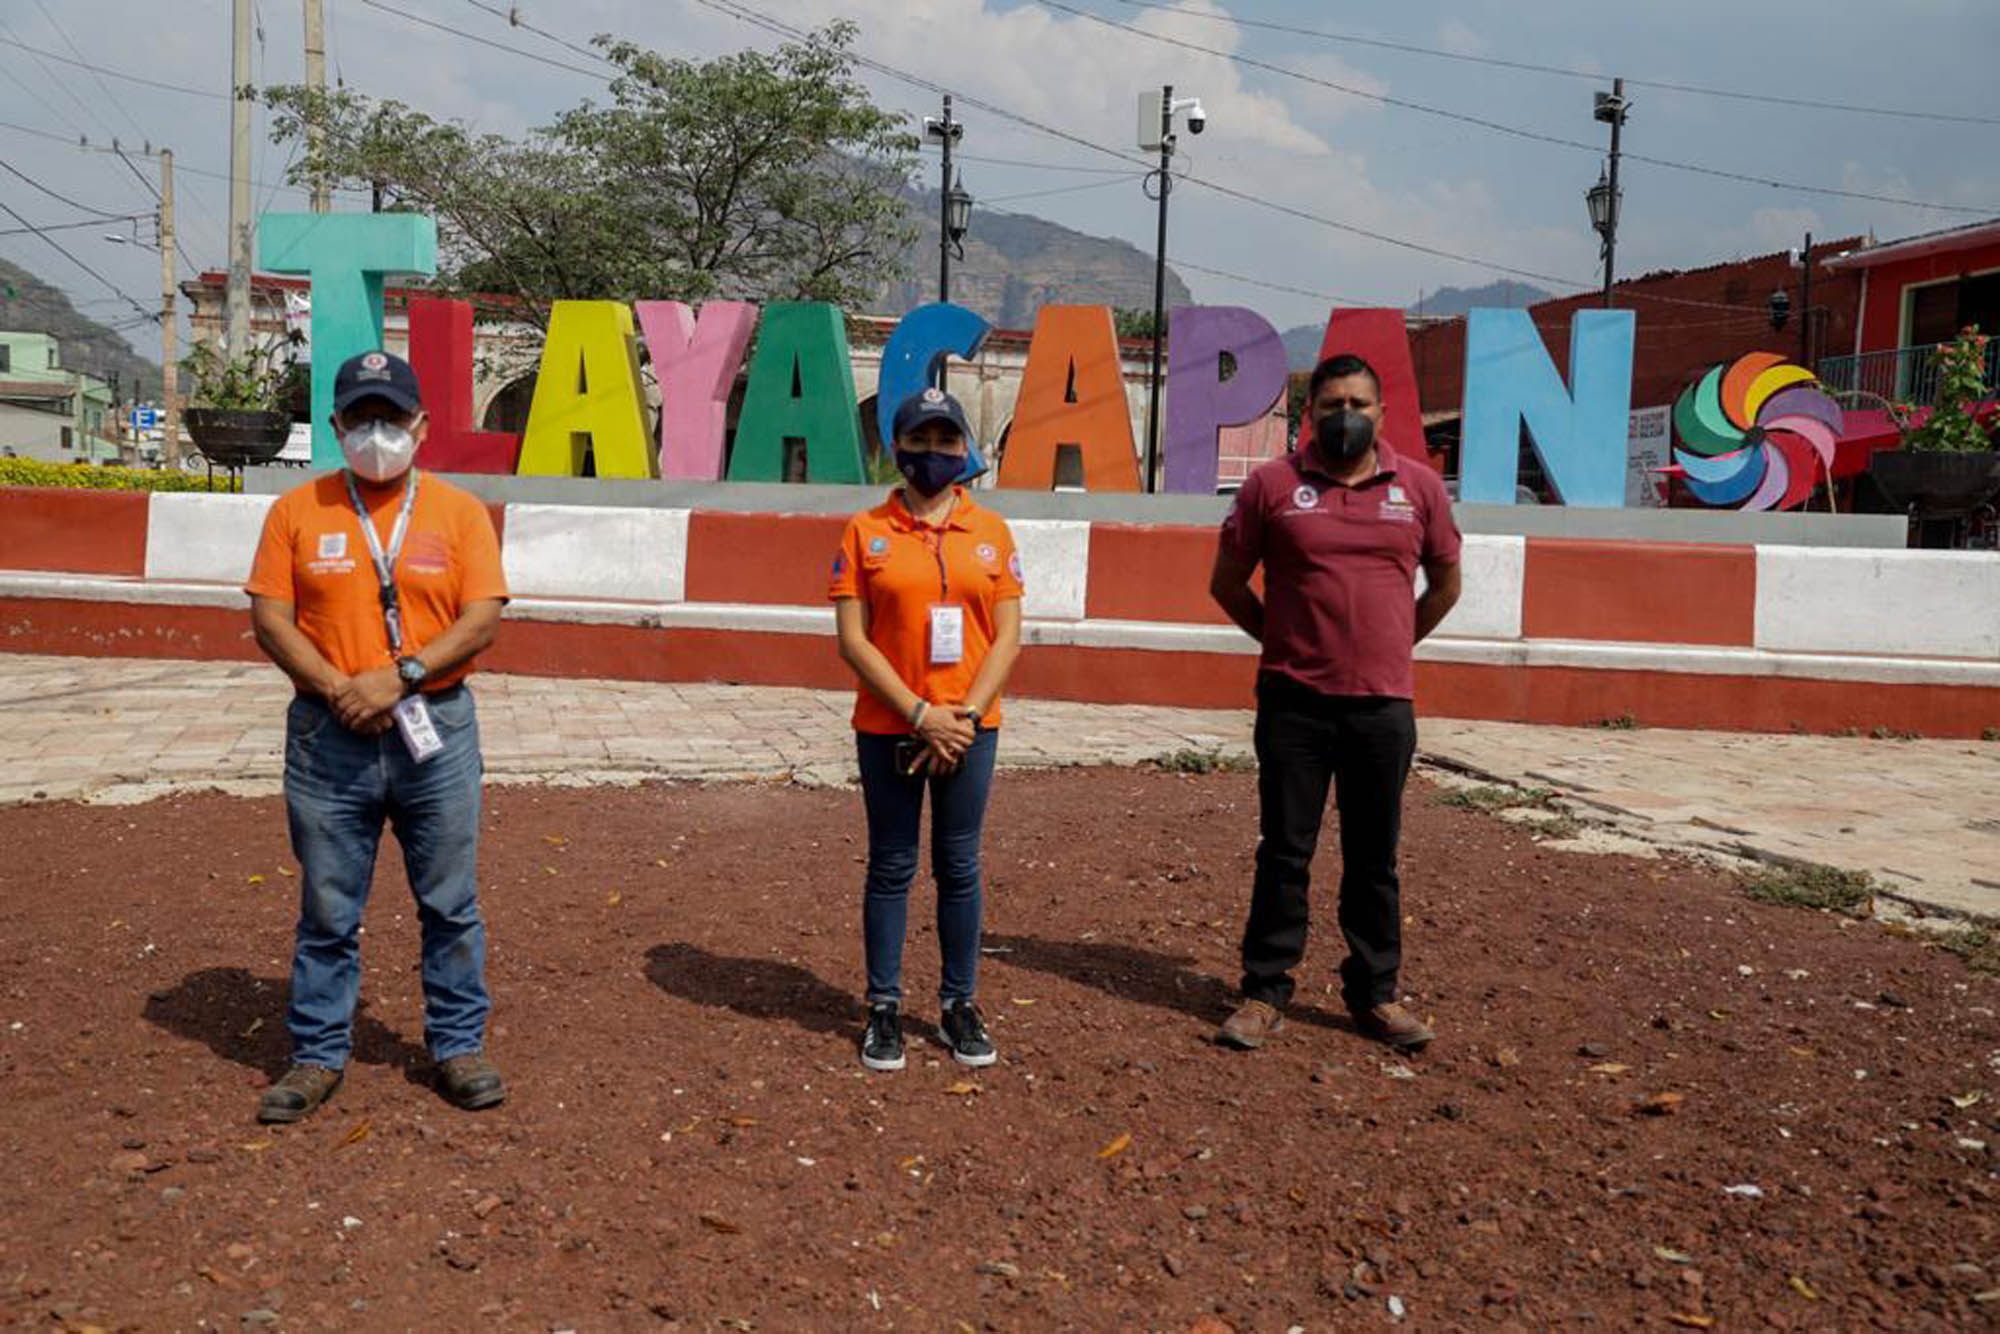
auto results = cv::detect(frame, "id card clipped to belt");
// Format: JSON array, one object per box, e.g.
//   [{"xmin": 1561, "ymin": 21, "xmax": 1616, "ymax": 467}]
[
  {"xmin": 393, "ymin": 694, "xmax": 445, "ymax": 764},
  {"xmin": 928, "ymin": 604, "xmax": 964, "ymax": 665}
]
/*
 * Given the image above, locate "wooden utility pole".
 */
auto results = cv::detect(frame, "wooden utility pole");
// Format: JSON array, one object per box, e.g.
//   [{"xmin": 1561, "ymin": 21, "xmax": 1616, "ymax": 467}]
[
  {"xmin": 226, "ymin": 0, "xmax": 254, "ymax": 351},
  {"xmin": 304, "ymin": 0, "xmax": 329, "ymax": 212},
  {"xmin": 159, "ymin": 148, "xmax": 181, "ymax": 467}
]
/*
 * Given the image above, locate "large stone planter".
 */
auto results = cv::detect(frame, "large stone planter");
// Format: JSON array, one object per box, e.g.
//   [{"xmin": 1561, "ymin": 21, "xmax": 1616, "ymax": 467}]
[
  {"xmin": 1866, "ymin": 449, "xmax": 2000, "ymax": 519},
  {"xmin": 183, "ymin": 408, "xmax": 292, "ymax": 469}
]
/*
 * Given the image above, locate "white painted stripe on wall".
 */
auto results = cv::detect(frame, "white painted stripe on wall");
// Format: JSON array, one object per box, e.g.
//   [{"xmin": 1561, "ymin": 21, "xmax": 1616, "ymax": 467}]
[
  {"xmin": 1754, "ymin": 548, "xmax": 2000, "ymax": 660},
  {"xmin": 1005, "ymin": 519, "xmax": 1090, "ymax": 621},
  {"xmin": 501, "ymin": 504, "xmax": 690, "ymax": 603},
  {"xmin": 143, "ymin": 493, "xmax": 275, "ymax": 585},
  {"xmin": 1426, "ymin": 533, "xmax": 1524, "ymax": 641}
]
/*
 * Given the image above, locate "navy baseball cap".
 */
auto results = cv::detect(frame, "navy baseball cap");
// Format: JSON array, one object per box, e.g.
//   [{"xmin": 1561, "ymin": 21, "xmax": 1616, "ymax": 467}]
[
  {"xmin": 332, "ymin": 349, "xmax": 423, "ymax": 416},
  {"xmin": 891, "ymin": 386, "xmax": 972, "ymax": 441}
]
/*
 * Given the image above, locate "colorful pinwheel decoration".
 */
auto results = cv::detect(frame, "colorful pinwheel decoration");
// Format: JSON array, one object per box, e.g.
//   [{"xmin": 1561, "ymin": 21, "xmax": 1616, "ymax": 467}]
[{"xmin": 1671, "ymin": 353, "xmax": 1845, "ymax": 510}]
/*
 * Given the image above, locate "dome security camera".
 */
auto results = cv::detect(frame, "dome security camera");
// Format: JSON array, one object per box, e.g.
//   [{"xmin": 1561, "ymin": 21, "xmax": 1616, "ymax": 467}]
[{"xmin": 1185, "ymin": 99, "xmax": 1207, "ymax": 133}]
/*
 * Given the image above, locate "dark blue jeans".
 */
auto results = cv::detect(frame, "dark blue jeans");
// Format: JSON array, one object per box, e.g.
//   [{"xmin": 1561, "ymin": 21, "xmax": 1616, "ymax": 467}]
[
  {"xmin": 282, "ymin": 687, "xmax": 490, "ymax": 1069},
  {"xmin": 855, "ymin": 728, "xmax": 998, "ymax": 1007}
]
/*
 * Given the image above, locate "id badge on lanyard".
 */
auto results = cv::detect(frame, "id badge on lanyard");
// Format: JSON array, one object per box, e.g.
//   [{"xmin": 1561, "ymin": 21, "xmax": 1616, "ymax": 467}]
[
  {"xmin": 344, "ymin": 471, "xmax": 441, "ymax": 762},
  {"xmin": 923, "ymin": 526, "xmax": 964, "ymax": 665}
]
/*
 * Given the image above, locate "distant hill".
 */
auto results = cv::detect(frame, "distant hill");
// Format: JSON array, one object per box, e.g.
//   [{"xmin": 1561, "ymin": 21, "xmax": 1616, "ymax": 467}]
[
  {"xmin": 1275, "ymin": 280, "xmax": 1554, "ymax": 369},
  {"xmin": 0, "ymin": 258, "xmax": 161, "ymax": 398},
  {"xmin": 1409, "ymin": 280, "xmax": 1550, "ymax": 318},
  {"xmin": 878, "ymin": 184, "xmax": 1192, "ymax": 328}
]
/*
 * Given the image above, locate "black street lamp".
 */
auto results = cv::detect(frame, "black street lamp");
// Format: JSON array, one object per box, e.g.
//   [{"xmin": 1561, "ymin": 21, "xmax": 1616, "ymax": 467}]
[
  {"xmin": 945, "ymin": 173, "xmax": 972, "ymax": 262},
  {"xmin": 1588, "ymin": 79, "xmax": 1629, "ymax": 307},
  {"xmin": 1768, "ymin": 286, "xmax": 1792, "ymax": 331}
]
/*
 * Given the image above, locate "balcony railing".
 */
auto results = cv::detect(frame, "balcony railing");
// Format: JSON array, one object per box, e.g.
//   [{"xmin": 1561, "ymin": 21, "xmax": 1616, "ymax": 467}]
[{"xmin": 1817, "ymin": 340, "xmax": 2000, "ymax": 407}]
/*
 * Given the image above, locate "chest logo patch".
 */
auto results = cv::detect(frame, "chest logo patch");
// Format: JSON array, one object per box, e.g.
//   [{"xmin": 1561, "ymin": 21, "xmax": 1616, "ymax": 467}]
[
  {"xmin": 1292, "ymin": 485, "xmax": 1320, "ymax": 510},
  {"xmin": 868, "ymin": 536, "xmax": 889, "ymax": 556},
  {"xmin": 975, "ymin": 542, "xmax": 998, "ymax": 565},
  {"xmin": 1388, "ymin": 484, "xmax": 1407, "ymax": 504},
  {"xmin": 317, "ymin": 532, "xmax": 347, "ymax": 560}
]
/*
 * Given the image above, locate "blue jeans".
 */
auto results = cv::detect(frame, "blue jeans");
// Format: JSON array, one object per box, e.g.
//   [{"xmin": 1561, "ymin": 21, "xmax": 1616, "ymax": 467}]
[
  {"xmin": 855, "ymin": 728, "xmax": 998, "ymax": 1007},
  {"xmin": 282, "ymin": 686, "xmax": 490, "ymax": 1069}
]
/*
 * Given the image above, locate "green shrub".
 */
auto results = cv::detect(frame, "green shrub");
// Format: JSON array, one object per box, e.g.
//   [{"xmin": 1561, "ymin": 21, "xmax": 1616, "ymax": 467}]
[
  {"xmin": 1150, "ymin": 748, "xmax": 1255, "ymax": 775},
  {"xmin": 1435, "ymin": 784, "xmax": 1558, "ymax": 812},
  {"xmin": 1740, "ymin": 863, "xmax": 1875, "ymax": 916},
  {"xmin": 0, "ymin": 458, "xmax": 240, "ymax": 493}
]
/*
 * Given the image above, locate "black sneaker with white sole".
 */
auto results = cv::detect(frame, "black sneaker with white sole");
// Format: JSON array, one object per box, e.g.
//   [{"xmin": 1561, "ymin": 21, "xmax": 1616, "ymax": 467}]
[
  {"xmin": 861, "ymin": 1002, "xmax": 905, "ymax": 1072},
  {"xmin": 939, "ymin": 999, "xmax": 997, "ymax": 1067}
]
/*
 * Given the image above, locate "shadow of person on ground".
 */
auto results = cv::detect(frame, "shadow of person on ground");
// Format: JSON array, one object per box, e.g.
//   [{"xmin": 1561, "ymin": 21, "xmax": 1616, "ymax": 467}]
[
  {"xmin": 980, "ymin": 933, "xmax": 1355, "ymax": 1035},
  {"xmin": 141, "ymin": 966, "xmax": 431, "ymax": 1081},
  {"xmin": 644, "ymin": 943, "xmax": 857, "ymax": 1040}
]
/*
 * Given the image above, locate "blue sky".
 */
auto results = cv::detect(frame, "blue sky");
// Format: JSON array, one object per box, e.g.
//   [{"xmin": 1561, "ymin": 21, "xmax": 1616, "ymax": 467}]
[{"xmin": 3, "ymin": 0, "xmax": 1996, "ymax": 356}]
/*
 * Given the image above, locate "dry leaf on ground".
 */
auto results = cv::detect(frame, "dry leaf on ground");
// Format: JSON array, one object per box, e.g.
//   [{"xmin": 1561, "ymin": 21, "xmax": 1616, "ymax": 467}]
[
  {"xmin": 1098, "ymin": 1132, "xmax": 1132, "ymax": 1159},
  {"xmin": 698, "ymin": 1212, "xmax": 742, "ymax": 1234}
]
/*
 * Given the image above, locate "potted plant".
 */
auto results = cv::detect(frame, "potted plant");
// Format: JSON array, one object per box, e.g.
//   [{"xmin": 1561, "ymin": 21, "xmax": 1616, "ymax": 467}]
[
  {"xmin": 180, "ymin": 338, "xmax": 297, "ymax": 469},
  {"xmin": 1868, "ymin": 328, "xmax": 2000, "ymax": 521}
]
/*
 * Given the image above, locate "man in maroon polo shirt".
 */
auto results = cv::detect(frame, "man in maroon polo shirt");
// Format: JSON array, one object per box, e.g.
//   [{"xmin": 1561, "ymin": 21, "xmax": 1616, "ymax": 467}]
[{"xmin": 1209, "ymin": 353, "xmax": 1463, "ymax": 1052}]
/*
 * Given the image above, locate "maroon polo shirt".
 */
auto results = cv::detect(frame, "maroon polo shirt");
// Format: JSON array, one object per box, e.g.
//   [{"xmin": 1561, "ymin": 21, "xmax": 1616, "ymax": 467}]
[{"xmin": 1219, "ymin": 442, "xmax": 1462, "ymax": 700}]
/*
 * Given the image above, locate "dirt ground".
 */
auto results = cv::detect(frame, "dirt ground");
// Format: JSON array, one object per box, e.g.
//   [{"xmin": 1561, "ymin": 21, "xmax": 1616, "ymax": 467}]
[{"xmin": 0, "ymin": 767, "xmax": 1995, "ymax": 1332}]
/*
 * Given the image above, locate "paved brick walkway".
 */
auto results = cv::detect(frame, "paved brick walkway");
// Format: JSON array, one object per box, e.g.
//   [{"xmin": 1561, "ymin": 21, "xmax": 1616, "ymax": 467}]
[{"xmin": 1, "ymin": 653, "xmax": 1993, "ymax": 922}]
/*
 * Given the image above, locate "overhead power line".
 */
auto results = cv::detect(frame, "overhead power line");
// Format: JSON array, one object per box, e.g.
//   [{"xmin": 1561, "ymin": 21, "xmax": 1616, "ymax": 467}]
[
  {"xmin": 457, "ymin": 0, "xmax": 614, "ymax": 67},
  {"xmin": 0, "ymin": 193, "xmax": 157, "ymax": 324},
  {"xmin": 0, "ymin": 34, "xmax": 228, "ymax": 100},
  {"xmin": 1109, "ymin": 0, "xmax": 2000, "ymax": 128},
  {"xmin": 0, "ymin": 211, "xmax": 150, "ymax": 238},
  {"xmin": 981, "ymin": 174, "xmax": 1143, "ymax": 206},
  {"xmin": 30, "ymin": 0, "xmax": 149, "ymax": 140},
  {"xmin": 356, "ymin": 0, "xmax": 610, "ymax": 80},
  {"xmin": 1036, "ymin": 0, "xmax": 1997, "ymax": 216},
  {"xmin": 955, "ymin": 152, "xmax": 1136, "ymax": 176},
  {"xmin": 0, "ymin": 158, "xmax": 129, "ymax": 217},
  {"xmin": 686, "ymin": 0, "xmax": 1600, "ymax": 290}
]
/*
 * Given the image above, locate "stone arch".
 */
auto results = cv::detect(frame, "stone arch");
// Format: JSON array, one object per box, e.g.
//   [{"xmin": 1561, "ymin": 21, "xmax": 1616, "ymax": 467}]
[{"xmin": 481, "ymin": 374, "xmax": 537, "ymax": 434}]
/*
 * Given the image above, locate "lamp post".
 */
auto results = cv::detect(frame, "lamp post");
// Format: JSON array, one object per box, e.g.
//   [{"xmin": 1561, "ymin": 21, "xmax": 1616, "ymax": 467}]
[
  {"xmin": 923, "ymin": 96, "xmax": 968, "ymax": 305},
  {"xmin": 1140, "ymin": 85, "xmax": 1206, "ymax": 494},
  {"xmin": 1588, "ymin": 78, "xmax": 1629, "ymax": 307}
]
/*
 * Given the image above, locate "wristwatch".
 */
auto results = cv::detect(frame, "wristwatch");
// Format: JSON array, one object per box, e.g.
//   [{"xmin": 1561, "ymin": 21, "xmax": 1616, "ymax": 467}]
[
  {"xmin": 964, "ymin": 706, "xmax": 983, "ymax": 730},
  {"xmin": 395, "ymin": 655, "xmax": 428, "ymax": 696}
]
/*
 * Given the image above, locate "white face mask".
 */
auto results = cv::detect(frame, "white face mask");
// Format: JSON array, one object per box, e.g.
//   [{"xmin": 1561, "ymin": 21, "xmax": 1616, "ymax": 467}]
[{"xmin": 339, "ymin": 418, "xmax": 419, "ymax": 482}]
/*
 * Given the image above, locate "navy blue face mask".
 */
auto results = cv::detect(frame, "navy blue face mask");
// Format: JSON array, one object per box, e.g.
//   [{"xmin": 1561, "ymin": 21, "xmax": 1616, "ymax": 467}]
[{"xmin": 896, "ymin": 448, "xmax": 963, "ymax": 497}]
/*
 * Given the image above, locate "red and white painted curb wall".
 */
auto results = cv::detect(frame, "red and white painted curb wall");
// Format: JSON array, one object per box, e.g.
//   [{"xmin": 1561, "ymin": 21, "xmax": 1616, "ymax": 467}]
[{"xmin": 2, "ymin": 487, "xmax": 1996, "ymax": 737}]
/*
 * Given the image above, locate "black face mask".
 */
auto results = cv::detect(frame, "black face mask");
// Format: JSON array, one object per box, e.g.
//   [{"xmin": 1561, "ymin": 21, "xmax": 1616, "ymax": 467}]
[{"xmin": 1313, "ymin": 408, "xmax": 1377, "ymax": 462}]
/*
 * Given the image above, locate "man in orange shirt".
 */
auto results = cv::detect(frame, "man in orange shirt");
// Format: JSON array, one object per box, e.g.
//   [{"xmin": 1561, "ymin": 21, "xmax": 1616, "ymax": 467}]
[{"xmin": 244, "ymin": 349, "xmax": 509, "ymax": 1123}]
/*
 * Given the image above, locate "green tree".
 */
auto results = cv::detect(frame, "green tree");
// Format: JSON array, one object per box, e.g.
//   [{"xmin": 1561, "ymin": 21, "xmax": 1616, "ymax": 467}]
[{"xmin": 262, "ymin": 23, "xmax": 916, "ymax": 324}]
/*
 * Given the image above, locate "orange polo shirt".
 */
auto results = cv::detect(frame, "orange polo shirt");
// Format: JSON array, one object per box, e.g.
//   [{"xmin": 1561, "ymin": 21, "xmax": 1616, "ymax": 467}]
[
  {"xmin": 829, "ymin": 487, "xmax": 1025, "ymax": 735},
  {"xmin": 245, "ymin": 470, "xmax": 508, "ymax": 691}
]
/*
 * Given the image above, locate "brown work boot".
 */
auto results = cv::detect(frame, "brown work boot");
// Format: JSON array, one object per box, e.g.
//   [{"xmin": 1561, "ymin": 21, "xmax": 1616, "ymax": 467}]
[
  {"xmin": 256, "ymin": 1063, "xmax": 343, "ymax": 1124},
  {"xmin": 1352, "ymin": 1002, "xmax": 1436, "ymax": 1051},
  {"xmin": 1216, "ymin": 999, "xmax": 1285, "ymax": 1050},
  {"xmin": 437, "ymin": 1052, "xmax": 506, "ymax": 1110}
]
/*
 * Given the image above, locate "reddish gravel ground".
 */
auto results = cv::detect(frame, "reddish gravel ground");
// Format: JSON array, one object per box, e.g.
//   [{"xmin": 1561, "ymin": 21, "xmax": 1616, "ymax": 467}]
[{"xmin": 0, "ymin": 768, "xmax": 1996, "ymax": 1332}]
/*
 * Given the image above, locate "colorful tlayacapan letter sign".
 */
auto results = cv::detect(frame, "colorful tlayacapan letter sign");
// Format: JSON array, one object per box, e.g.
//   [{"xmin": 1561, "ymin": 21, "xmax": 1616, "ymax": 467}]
[{"xmin": 264, "ymin": 211, "xmax": 1651, "ymax": 506}]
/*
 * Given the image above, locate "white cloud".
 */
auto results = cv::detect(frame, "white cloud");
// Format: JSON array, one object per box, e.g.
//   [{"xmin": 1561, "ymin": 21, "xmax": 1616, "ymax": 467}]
[{"xmin": 1438, "ymin": 21, "xmax": 1488, "ymax": 57}]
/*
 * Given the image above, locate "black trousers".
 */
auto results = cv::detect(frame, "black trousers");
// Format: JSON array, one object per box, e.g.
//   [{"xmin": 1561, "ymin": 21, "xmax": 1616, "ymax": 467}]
[{"xmin": 1240, "ymin": 677, "xmax": 1417, "ymax": 1011}]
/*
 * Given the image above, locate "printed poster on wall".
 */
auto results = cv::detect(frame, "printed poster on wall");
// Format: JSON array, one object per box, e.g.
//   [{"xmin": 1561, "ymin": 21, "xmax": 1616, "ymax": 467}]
[{"xmin": 1626, "ymin": 405, "xmax": 1670, "ymax": 508}]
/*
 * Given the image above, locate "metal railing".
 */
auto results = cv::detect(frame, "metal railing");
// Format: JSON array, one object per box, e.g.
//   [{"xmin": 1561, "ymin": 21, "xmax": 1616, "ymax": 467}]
[{"xmin": 1817, "ymin": 340, "xmax": 2000, "ymax": 407}]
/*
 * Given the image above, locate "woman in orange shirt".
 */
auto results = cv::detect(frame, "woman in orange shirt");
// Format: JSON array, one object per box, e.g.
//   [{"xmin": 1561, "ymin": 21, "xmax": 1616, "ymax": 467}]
[{"xmin": 829, "ymin": 388, "xmax": 1024, "ymax": 1072}]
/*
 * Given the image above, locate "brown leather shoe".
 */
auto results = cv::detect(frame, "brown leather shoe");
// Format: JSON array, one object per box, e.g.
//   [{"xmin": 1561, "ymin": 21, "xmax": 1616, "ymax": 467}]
[
  {"xmin": 437, "ymin": 1053, "xmax": 506, "ymax": 1110},
  {"xmin": 1216, "ymin": 999, "xmax": 1285, "ymax": 1050},
  {"xmin": 256, "ymin": 1063, "xmax": 342, "ymax": 1124},
  {"xmin": 1352, "ymin": 1002, "xmax": 1436, "ymax": 1051}
]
